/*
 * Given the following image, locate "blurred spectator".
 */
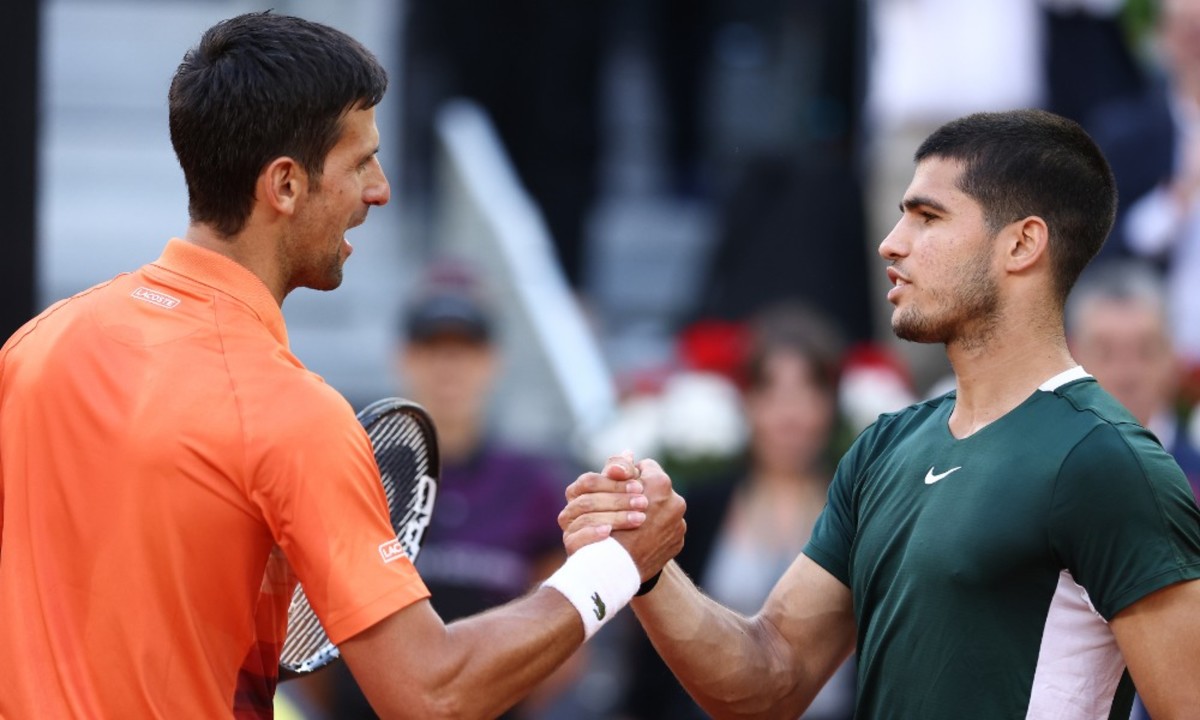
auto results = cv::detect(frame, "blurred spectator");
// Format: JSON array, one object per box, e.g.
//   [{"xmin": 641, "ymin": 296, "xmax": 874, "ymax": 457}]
[
  {"xmin": 620, "ymin": 301, "xmax": 854, "ymax": 719},
  {"xmin": 1067, "ymin": 259, "xmax": 1200, "ymax": 720},
  {"xmin": 1066, "ymin": 260, "xmax": 1200, "ymax": 497},
  {"xmin": 323, "ymin": 260, "xmax": 579, "ymax": 719},
  {"xmin": 1088, "ymin": 0, "xmax": 1200, "ymax": 374}
]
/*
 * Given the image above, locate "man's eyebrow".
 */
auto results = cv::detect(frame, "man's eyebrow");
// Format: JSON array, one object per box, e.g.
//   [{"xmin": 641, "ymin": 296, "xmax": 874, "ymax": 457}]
[{"xmin": 900, "ymin": 195, "xmax": 949, "ymax": 214}]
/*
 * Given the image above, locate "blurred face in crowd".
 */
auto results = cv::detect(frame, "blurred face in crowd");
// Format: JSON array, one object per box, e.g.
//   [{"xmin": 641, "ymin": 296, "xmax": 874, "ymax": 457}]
[
  {"xmin": 1162, "ymin": 0, "xmax": 1200, "ymax": 94},
  {"xmin": 1071, "ymin": 297, "xmax": 1178, "ymax": 427},
  {"xmin": 743, "ymin": 349, "xmax": 836, "ymax": 477},
  {"xmin": 401, "ymin": 333, "xmax": 497, "ymax": 436},
  {"xmin": 879, "ymin": 157, "xmax": 1002, "ymax": 348}
]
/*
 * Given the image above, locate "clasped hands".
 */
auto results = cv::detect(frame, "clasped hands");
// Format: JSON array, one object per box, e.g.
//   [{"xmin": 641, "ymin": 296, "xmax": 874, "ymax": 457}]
[{"xmin": 558, "ymin": 452, "xmax": 687, "ymax": 584}]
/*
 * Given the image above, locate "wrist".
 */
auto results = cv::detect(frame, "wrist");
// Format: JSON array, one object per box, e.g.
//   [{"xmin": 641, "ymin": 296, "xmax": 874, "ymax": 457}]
[
  {"xmin": 635, "ymin": 569, "xmax": 663, "ymax": 596},
  {"xmin": 542, "ymin": 537, "xmax": 640, "ymax": 639}
]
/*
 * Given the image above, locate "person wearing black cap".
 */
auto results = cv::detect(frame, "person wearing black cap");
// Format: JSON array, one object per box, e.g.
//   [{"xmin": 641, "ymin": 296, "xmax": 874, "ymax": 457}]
[{"xmin": 327, "ymin": 260, "xmax": 585, "ymax": 719}]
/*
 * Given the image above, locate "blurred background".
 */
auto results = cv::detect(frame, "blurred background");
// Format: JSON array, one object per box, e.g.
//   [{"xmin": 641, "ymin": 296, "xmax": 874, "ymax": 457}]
[{"xmin": 6, "ymin": 0, "xmax": 1199, "ymax": 718}]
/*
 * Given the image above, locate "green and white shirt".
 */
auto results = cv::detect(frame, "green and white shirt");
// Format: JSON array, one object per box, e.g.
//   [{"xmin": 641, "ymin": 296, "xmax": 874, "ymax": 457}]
[{"xmin": 805, "ymin": 367, "xmax": 1200, "ymax": 719}]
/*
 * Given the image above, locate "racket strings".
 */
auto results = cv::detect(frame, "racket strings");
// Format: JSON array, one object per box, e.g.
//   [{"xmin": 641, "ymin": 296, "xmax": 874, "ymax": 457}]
[
  {"xmin": 372, "ymin": 415, "xmax": 437, "ymax": 558},
  {"xmin": 279, "ymin": 404, "xmax": 439, "ymax": 673}
]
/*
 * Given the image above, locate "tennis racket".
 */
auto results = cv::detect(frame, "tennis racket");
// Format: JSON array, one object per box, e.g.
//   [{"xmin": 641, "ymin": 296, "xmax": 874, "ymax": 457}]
[{"xmin": 279, "ymin": 398, "xmax": 440, "ymax": 674}]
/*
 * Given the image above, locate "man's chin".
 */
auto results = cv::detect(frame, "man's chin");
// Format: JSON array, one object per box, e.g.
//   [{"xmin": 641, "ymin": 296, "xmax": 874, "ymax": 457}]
[
  {"xmin": 303, "ymin": 269, "xmax": 345, "ymax": 293},
  {"xmin": 892, "ymin": 317, "xmax": 943, "ymax": 345}
]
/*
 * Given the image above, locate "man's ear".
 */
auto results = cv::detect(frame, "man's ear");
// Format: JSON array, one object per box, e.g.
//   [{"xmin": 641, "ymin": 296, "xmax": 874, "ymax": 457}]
[
  {"xmin": 258, "ymin": 157, "xmax": 307, "ymax": 217},
  {"xmin": 1005, "ymin": 215, "xmax": 1050, "ymax": 274}
]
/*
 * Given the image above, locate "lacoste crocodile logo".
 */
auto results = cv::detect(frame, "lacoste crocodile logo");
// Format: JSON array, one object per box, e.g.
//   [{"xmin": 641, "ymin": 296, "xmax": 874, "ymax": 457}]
[{"xmin": 591, "ymin": 592, "xmax": 606, "ymax": 621}]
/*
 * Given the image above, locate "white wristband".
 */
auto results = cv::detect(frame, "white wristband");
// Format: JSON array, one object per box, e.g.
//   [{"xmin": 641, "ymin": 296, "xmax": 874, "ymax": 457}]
[{"xmin": 542, "ymin": 537, "xmax": 641, "ymax": 640}]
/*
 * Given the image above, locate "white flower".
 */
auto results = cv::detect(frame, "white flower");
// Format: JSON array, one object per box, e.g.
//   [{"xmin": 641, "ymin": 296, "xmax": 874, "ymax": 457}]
[
  {"xmin": 581, "ymin": 371, "xmax": 748, "ymax": 468},
  {"xmin": 659, "ymin": 372, "xmax": 748, "ymax": 460}
]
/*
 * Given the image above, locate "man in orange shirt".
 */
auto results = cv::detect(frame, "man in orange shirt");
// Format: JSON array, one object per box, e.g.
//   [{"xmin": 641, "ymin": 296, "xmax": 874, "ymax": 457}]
[{"xmin": 0, "ymin": 12, "xmax": 683, "ymax": 719}]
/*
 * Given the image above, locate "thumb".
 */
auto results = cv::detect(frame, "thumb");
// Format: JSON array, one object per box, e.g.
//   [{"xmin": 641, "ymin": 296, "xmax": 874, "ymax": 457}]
[{"xmin": 602, "ymin": 449, "xmax": 639, "ymax": 482}]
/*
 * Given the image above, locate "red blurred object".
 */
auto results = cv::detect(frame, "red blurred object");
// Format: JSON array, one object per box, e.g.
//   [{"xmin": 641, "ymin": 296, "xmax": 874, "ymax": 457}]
[
  {"xmin": 841, "ymin": 342, "xmax": 914, "ymax": 391},
  {"xmin": 1182, "ymin": 362, "xmax": 1200, "ymax": 407},
  {"xmin": 677, "ymin": 319, "xmax": 750, "ymax": 385}
]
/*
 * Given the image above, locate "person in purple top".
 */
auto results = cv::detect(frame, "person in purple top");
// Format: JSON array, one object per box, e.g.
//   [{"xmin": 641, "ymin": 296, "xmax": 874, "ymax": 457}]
[
  {"xmin": 398, "ymin": 260, "xmax": 569, "ymax": 620},
  {"xmin": 320, "ymin": 258, "xmax": 576, "ymax": 719}
]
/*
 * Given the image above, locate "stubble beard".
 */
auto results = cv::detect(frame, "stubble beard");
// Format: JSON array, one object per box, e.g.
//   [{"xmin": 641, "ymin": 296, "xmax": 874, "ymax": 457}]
[
  {"xmin": 303, "ymin": 241, "xmax": 345, "ymax": 292},
  {"xmin": 279, "ymin": 224, "xmax": 346, "ymax": 294},
  {"xmin": 891, "ymin": 255, "xmax": 1000, "ymax": 349}
]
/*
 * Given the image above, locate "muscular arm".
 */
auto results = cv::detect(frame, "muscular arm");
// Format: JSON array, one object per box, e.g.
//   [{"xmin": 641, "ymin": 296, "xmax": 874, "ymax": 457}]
[
  {"xmin": 338, "ymin": 456, "xmax": 686, "ymax": 719},
  {"xmin": 1110, "ymin": 578, "xmax": 1200, "ymax": 716},
  {"xmin": 633, "ymin": 553, "xmax": 856, "ymax": 719},
  {"xmin": 339, "ymin": 587, "xmax": 587, "ymax": 719}
]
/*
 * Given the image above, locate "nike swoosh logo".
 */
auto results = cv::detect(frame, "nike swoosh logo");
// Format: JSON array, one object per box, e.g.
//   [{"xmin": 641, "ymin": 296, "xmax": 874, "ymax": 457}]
[{"xmin": 924, "ymin": 466, "xmax": 963, "ymax": 485}]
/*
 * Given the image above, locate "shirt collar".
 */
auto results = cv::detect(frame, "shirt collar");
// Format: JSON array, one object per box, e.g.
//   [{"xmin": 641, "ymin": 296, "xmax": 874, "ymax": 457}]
[
  {"xmin": 1038, "ymin": 365, "xmax": 1091, "ymax": 392},
  {"xmin": 151, "ymin": 238, "xmax": 288, "ymax": 347}
]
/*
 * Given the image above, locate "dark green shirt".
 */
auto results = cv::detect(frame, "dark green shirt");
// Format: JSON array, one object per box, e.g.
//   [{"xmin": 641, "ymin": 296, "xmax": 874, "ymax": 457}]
[{"xmin": 805, "ymin": 369, "xmax": 1200, "ymax": 719}]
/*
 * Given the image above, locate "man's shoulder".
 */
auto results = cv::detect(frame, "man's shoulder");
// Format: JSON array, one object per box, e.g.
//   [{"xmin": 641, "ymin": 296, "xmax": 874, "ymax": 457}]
[
  {"xmin": 2, "ymin": 274, "xmax": 130, "ymax": 354},
  {"xmin": 861, "ymin": 391, "xmax": 953, "ymax": 442},
  {"xmin": 1048, "ymin": 378, "xmax": 1144, "ymax": 436},
  {"xmin": 1041, "ymin": 380, "xmax": 1185, "ymax": 485}
]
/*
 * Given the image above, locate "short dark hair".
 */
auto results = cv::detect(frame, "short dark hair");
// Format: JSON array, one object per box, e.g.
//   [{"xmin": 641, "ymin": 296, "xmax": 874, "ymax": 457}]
[
  {"xmin": 915, "ymin": 109, "xmax": 1117, "ymax": 305},
  {"xmin": 168, "ymin": 12, "xmax": 388, "ymax": 236},
  {"xmin": 742, "ymin": 301, "xmax": 845, "ymax": 395}
]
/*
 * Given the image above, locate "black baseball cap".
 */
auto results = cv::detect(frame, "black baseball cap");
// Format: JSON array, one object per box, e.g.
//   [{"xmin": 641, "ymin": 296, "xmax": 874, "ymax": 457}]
[{"xmin": 403, "ymin": 260, "xmax": 492, "ymax": 342}]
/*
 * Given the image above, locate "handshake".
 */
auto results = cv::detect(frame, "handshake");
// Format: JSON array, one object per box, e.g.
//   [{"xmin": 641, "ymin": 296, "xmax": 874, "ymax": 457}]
[
  {"xmin": 559, "ymin": 452, "xmax": 687, "ymax": 582},
  {"xmin": 543, "ymin": 452, "xmax": 687, "ymax": 635}
]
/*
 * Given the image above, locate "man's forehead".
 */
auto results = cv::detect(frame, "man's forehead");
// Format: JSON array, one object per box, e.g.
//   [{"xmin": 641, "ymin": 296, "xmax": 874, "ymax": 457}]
[
  {"xmin": 335, "ymin": 106, "xmax": 379, "ymax": 146},
  {"xmin": 1079, "ymin": 297, "xmax": 1167, "ymax": 335},
  {"xmin": 902, "ymin": 157, "xmax": 970, "ymax": 207}
]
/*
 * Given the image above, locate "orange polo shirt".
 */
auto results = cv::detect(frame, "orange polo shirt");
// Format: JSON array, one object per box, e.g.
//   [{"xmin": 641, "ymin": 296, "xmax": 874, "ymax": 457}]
[{"xmin": 0, "ymin": 239, "xmax": 429, "ymax": 718}]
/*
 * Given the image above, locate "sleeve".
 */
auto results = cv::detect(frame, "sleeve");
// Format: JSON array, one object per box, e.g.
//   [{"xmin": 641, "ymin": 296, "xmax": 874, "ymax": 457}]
[
  {"xmin": 249, "ymin": 386, "xmax": 430, "ymax": 644},
  {"xmin": 1049, "ymin": 423, "xmax": 1200, "ymax": 620},
  {"xmin": 803, "ymin": 427, "xmax": 873, "ymax": 588}
]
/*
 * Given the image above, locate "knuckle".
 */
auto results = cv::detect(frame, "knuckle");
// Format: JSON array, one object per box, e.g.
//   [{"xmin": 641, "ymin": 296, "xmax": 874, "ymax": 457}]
[{"xmin": 566, "ymin": 474, "xmax": 590, "ymax": 500}]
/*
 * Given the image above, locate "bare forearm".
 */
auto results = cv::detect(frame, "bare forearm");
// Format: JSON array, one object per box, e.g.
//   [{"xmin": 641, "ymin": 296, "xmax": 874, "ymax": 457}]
[
  {"xmin": 431, "ymin": 588, "xmax": 583, "ymax": 718},
  {"xmin": 341, "ymin": 589, "xmax": 586, "ymax": 719},
  {"xmin": 632, "ymin": 563, "xmax": 811, "ymax": 718}
]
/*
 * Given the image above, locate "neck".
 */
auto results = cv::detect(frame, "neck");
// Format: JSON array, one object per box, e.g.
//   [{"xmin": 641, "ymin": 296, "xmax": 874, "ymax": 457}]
[
  {"xmin": 944, "ymin": 311, "xmax": 1075, "ymax": 439},
  {"xmin": 437, "ymin": 421, "xmax": 483, "ymax": 464},
  {"xmin": 184, "ymin": 223, "xmax": 288, "ymax": 306}
]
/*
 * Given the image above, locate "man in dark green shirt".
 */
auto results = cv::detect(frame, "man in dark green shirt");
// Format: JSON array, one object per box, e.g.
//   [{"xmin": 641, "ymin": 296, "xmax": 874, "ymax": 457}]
[{"xmin": 566, "ymin": 109, "xmax": 1200, "ymax": 718}]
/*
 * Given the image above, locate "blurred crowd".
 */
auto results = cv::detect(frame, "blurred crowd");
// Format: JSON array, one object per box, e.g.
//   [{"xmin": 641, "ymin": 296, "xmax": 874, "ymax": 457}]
[{"xmin": 281, "ymin": 0, "xmax": 1200, "ymax": 717}]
